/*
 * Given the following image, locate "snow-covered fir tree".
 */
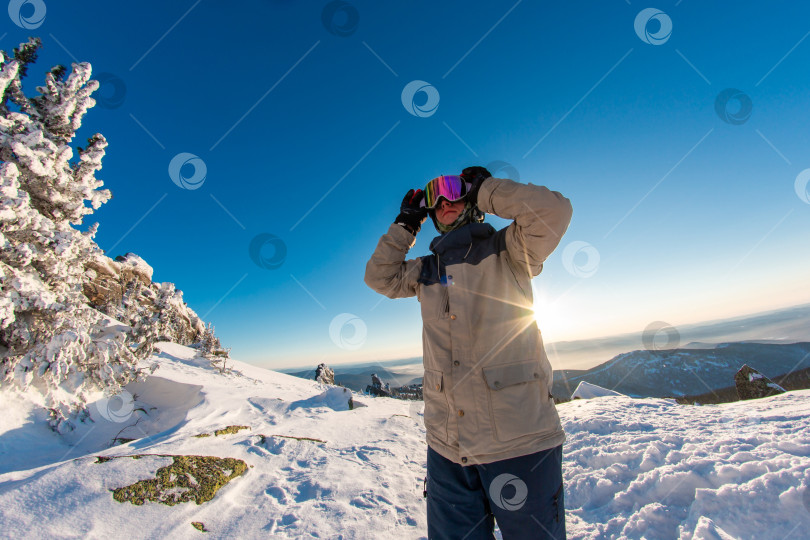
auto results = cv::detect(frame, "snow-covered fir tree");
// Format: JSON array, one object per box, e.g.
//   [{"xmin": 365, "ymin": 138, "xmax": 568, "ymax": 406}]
[
  {"xmin": 0, "ymin": 38, "xmax": 144, "ymax": 430},
  {"xmin": 1, "ymin": 38, "xmax": 231, "ymax": 431},
  {"xmin": 197, "ymin": 322, "xmax": 231, "ymax": 374}
]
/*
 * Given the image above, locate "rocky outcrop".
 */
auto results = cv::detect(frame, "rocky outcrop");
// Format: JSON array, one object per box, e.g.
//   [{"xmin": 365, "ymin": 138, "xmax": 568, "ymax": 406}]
[
  {"xmin": 314, "ymin": 363, "xmax": 335, "ymax": 385},
  {"xmin": 83, "ymin": 252, "xmax": 206, "ymax": 345},
  {"xmin": 734, "ymin": 364, "xmax": 786, "ymax": 400},
  {"xmin": 366, "ymin": 373, "xmax": 422, "ymax": 400},
  {"xmin": 84, "ymin": 253, "xmax": 151, "ymax": 307},
  {"xmin": 105, "ymin": 454, "xmax": 247, "ymax": 506}
]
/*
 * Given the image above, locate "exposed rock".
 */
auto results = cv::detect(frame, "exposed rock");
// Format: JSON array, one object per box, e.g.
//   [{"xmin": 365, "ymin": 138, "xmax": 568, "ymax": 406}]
[
  {"xmin": 734, "ymin": 364, "xmax": 786, "ymax": 400},
  {"xmin": 314, "ymin": 363, "xmax": 335, "ymax": 385},
  {"xmin": 114, "ymin": 252, "xmax": 154, "ymax": 283},
  {"xmin": 365, "ymin": 373, "xmax": 422, "ymax": 400},
  {"xmin": 83, "ymin": 252, "xmax": 206, "ymax": 345},
  {"xmin": 366, "ymin": 373, "xmax": 391, "ymax": 397},
  {"xmin": 214, "ymin": 425, "xmax": 250, "ymax": 436},
  {"xmin": 106, "ymin": 454, "xmax": 247, "ymax": 506},
  {"xmin": 194, "ymin": 425, "xmax": 250, "ymax": 438}
]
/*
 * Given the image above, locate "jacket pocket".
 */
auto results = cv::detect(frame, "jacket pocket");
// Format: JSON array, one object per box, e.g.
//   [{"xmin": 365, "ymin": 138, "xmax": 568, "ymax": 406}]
[
  {"xmin": 482, "ymin": 361, "xmax": 548, "ymax": 442},
  {"xmin": 423, "ymin": 369, "xmax": 449, "ymax": 443}
]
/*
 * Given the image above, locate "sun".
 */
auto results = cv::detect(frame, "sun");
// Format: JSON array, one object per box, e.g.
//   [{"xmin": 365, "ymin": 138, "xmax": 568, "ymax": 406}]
[{"xmin": 531, "ymin": 287, "xmax": 576, "ymax": 342}]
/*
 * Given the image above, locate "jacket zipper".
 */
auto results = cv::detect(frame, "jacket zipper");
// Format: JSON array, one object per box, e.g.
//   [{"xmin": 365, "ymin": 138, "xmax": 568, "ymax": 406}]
[{"xmin": 436, "ymin": 252, "xmax": 450, "ymax": 317}]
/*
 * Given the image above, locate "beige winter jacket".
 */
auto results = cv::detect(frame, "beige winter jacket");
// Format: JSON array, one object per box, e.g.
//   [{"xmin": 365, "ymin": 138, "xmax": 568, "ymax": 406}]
[{"xmin": 364, "ymin": 177, "xmax": 573, "ymax": 465}]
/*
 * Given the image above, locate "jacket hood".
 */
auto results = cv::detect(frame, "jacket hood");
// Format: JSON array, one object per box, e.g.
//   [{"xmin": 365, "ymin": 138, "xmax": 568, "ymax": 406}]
[{"xmin": 429, "ymin": 222, "xmax": 496, "ymax": 256}]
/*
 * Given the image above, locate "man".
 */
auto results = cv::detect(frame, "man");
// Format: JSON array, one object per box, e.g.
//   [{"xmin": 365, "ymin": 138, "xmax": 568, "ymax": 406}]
[{"xmin": 364, "ymin": 166, "xmax": 573, "ymax": 539}]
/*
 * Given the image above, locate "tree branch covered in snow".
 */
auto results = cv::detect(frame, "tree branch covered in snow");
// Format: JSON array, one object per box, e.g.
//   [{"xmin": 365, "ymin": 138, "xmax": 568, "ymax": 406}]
[
  {"xmin": 0, "ymin": 38, "xmax": 231, "ymax": 431},
  {"xmin": 0, "ymin": 38, "xmax": 138, "ymax": 431}
]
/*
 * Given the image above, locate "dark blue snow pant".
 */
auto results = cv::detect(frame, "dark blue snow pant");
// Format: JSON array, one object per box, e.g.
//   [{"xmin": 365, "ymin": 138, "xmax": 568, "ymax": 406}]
[{"xmin": 426, "ymin": 444, "xmax": 565, "ymax": 540}]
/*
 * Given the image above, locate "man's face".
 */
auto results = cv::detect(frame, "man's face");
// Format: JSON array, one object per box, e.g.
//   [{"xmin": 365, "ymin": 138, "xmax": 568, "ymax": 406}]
[{"xmin": 435, "ymin": 198, "xmax": 466, "ymax": 225}]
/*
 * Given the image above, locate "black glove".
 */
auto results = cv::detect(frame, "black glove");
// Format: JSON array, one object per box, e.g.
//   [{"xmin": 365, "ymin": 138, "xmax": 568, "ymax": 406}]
[
  {"xmin": 395, "ymin": 188, "xmax": 428, "ymax": 236},
  {"xmin": 460, "ymin": 166, "xmax": 492, "ymax": 206}
]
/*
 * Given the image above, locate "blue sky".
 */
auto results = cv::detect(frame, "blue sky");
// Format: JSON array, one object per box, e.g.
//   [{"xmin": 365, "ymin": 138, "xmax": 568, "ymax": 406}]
[{"xmin": 6, "ymin": 0, "xmax": 810, "ymax": 370}]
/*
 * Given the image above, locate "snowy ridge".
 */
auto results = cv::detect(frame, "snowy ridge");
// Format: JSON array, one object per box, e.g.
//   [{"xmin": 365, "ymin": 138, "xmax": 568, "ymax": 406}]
[{"xmin": 1, "ymin": 343, "xmax": 809, "ymax": 539}]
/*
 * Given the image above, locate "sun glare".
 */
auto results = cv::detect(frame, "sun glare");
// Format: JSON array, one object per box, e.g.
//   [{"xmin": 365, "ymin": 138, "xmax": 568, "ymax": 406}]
[{"xmin": 531, "ymin": 288, "xmax": 576, "ymax": 342}]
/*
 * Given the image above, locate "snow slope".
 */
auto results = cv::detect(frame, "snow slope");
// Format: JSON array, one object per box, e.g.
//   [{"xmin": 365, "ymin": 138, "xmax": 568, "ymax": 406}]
[{"xmin": 1, "ymin": 343, "xmax": 809, "ymax": 539}]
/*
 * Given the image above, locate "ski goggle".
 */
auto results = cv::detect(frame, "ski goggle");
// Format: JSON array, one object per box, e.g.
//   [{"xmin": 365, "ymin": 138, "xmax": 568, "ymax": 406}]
[{"xmin": 420, "ymin": 175, "xmax": 468, "ymax": 209}]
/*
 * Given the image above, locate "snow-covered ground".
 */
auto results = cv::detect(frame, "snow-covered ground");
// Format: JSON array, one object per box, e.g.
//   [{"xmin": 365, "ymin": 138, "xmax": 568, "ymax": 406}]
[{"xmin": 1, "ymin": 343, "xmax": 809, "ymax": 539}]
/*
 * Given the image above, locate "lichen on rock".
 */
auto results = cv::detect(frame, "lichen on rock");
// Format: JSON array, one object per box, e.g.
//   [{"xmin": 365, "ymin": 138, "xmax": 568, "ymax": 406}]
[
  {"xmin": 193, "ymin": 425, "xmax": 250, "ymax": 438},
  {"xmin": 214, "ymin": 425, "xmax": 250, "ymax": 436},
  {"xmin": 110, "ymin": 454, "xmax": 247, "ymax": 506}
]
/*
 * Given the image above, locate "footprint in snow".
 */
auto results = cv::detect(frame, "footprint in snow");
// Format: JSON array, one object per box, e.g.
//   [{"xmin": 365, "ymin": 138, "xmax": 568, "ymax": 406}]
[
  {"xmin": 349, "ymin": 496, "xmax": 377, "ymax": 509},
  {"xmin": 349, "ymin": 491, "xmax": 394, "ymax": 509},
  {"xmin": 264, "ymin": 485, "xmax": 288, "ymax": 504},
  {"xmin": 294, "ymin": 479, "xmax": 333, "ymax": 503},
  {"xmin": 354, "ymin": 445, "xmax": 393, "ymax": 462},
  {"xmin": 255, "ymin": 436, "xmax": 287, "ymax": 455}
]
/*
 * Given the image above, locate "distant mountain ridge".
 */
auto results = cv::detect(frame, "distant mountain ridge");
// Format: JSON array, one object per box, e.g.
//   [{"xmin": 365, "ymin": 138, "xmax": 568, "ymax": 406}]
[{"xmin": 552, "ymin": 342, "xmax": 810, "ymax": 400}]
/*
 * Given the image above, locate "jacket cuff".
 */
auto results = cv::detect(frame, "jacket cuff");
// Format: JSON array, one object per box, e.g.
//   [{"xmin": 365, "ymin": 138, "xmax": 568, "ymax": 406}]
[
  {"xmin": 388, "ymin": 222, "xmax": 418, "ymax": 248},
  {"xmin": 476, "ymin": 177, "xmax": 498, "ymax": 214}
]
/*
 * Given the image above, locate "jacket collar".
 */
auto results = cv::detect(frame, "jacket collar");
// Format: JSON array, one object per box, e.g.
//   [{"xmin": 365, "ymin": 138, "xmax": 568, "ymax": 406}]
[{"xmin": 429, "ymin": 222, "xmax": 495, "ymax": 256}]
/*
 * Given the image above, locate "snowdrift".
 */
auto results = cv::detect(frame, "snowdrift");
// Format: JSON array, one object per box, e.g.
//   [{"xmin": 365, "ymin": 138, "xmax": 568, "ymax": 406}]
[{"xmin": 1, "ymin": 342, "xmax": 809, "ymax": 539}]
